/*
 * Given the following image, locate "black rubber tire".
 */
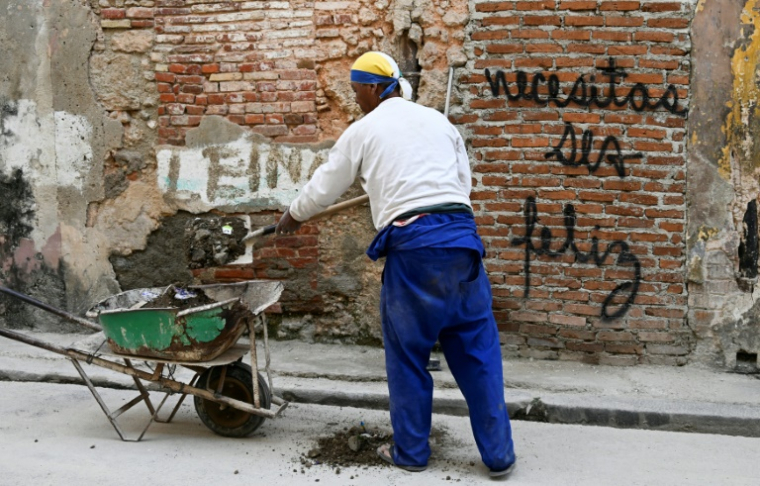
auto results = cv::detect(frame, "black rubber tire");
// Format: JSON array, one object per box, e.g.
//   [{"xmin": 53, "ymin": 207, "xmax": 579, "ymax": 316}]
[{"xmin": 194, "ymin": 362, "xmax": 271, "ymax": 437}]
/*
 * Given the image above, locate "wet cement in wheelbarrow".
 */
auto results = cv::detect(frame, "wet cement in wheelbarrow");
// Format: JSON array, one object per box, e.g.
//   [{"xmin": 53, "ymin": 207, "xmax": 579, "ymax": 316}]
[
  {"xmin": 142, "ymin": 288, "xmax": 217, "ymax": 310},
  {"xmin": 300, "ymin": 425, "xmax": 451, "ymax": 469}
]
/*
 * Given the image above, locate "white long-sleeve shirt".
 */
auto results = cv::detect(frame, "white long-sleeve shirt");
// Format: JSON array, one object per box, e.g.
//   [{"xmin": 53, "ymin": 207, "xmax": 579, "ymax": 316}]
[{"xmin": 289, "ymin": 97, "xmax": 472, "ymax": 230}]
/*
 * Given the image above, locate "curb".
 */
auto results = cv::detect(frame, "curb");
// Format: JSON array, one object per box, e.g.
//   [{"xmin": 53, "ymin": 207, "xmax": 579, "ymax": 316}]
[
  {"xmin": 515, "ymin": 395, "xmax": 760, "ymax": 438},
  {"xmin": 4, "ymin": 369, "xmax": 759, "ymax": 438}
]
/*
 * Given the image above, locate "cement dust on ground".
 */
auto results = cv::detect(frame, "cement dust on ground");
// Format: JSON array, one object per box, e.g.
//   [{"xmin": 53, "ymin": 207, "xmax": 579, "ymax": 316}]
[
  {"xmin": 302, "ymin": 424, "xmax": 392, "ymax": 468},
  {"xmin": 1, "ymin": 381, "xmax": 759, "ymax": 486},
  {"xmin": 299, "ymin": 424, "xmax": 460, "ymax": 473}
]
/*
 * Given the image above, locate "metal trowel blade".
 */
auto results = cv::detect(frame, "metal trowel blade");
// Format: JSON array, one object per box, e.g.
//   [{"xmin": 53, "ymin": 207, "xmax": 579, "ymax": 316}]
[{"xmin": 229, "ymin": 215, "xmax": 254, "ymax": 265}]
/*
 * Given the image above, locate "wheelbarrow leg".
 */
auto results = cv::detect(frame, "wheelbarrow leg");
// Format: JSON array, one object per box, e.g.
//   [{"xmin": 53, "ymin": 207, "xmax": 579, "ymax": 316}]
[
  {"xmin": 154, "ymin": 373, "xmax": 200, "ymax": 424},
  {"xmin": 261, "ymin": 313, "xmax": 274, "ymax": 397},
  {"xmin": 125, "ymin": 359, "xmax": 157, "ymax": 416},
  {"xmin": 71, "ymin": 358, "xmax": 136, "ymax": 441},
  {"xmin": 248, "ymin": 319, "xmax": 261, "ymax": 410},
  {"xmin": 70, "ymin": 358, "xmax": 170, "ymax": 442}
]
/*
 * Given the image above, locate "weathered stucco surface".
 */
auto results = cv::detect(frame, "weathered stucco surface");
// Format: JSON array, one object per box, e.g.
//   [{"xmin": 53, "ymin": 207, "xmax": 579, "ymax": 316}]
[
  {"xmin": 0, "ymin": 0, "xmax": 758, "ymax": 368},
  {"xmin": 0, "ymin": 1, "xmax": 119, "ymax": 330},
  {"xmin": 0, "ymin": 1, "xmax": 396, "ymax": 341},
  {"xmin": 155, "ymin": 118, "xmax": 333, "ymax": 213},
  {"xmin": 688, "ymin": 0, "xmax": 760, "ymax": 367}
]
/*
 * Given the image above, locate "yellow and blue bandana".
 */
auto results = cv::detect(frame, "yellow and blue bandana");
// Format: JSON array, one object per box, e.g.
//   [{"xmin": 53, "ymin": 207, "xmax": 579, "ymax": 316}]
[{"xmin": 351, "ymin": 52, "xmax": 412, "ymax": 100}]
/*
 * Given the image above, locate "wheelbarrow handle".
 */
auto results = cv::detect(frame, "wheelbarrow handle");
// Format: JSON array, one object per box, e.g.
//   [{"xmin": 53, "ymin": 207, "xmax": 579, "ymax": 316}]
[{"xmin": 0, "ymin": 285, "xmax": 102, "ymax": 332}]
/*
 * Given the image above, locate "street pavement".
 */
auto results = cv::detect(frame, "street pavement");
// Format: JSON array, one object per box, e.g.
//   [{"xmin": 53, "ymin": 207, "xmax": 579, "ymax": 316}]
[
  {"xmin": 1, "ymin": 331, "xmax": 759, "ymax": 438},
  {"xmin": 1, "ymin": 380, "xmax": 759, "ymax": 486}
]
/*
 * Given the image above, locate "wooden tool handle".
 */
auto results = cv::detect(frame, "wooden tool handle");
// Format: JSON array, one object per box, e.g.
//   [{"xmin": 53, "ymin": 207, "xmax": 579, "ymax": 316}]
[
  {"xmin": 243, "ymin": 194, "xmax": 370, "ymax": 242},
  {"xmin": 309, "ymin": 194, "xmax": 370, "ymax": 221}
]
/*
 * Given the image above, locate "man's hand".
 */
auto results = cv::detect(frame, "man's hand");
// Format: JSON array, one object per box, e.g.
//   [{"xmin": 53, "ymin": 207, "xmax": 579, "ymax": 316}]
[{"xmin": 275, "ymin": 208, "xmax": 303, "ymax": 235}]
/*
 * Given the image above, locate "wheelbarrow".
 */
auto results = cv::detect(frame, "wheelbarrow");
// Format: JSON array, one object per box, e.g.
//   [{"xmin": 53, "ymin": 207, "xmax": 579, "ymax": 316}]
[{"xmin": 0, "ymin": 280, "xmax": 288, "ymax": 442}]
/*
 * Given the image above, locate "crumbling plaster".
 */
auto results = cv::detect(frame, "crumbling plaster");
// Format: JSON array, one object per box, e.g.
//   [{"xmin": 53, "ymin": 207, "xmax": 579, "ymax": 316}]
[
  {"xmin": 688, "ymin": 0, "xmax": 760, "ymax": 366},
  {"xmin": 154, "ymin": 116, "xmax": 383, "ymax": 343},
  {"xmin": 98, "ymin": 0, "xmax": 470, "ymax": 341},
  {"xmin": 7, "ymin": 0, "xmax": 758, "ymax": 366},
  {"xmin": 1, "ymin": 0, "xmax": 470, "ymax": 336},
  {"xmin": 316, "ymin": 0, "xmax": 468, "ymax": 138},
  {"xmin": 0, "ymin": 0, "xmax": 123, "ymax": 329}
]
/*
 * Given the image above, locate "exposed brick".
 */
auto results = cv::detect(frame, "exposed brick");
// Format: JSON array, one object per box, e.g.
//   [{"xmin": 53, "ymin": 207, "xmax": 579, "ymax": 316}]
[
  {"xmin": 101, "ymin": 19, "xmax": 132, "ymax": 29},
  {"xmin": 643, "ymin": 2, "xmax": 682, "ymax": 12},
  {"xmin": 566, "ymin": 341, "xmax": 605, "ymax": 353},
  {"xmin": 559, "ymin": 1, "xmax": 597, "ymax": 11},
  {"xmin": 214, "ymin": 268, "xmax": 255, "ymax": 280},
  {"xmin": 566, "ymin": 16, "xmax": 604, "ymax": 26},
  {"xmin": 482, "ymin": 16, "xmax": 521, "ymax": 26},
  {"xmin": 144, "ymin": 0, "xmax": 693, "ymax": 362},
  {"xmin": 252, "ymin": 125, "xmax": 289, "ymax": 137},
  {"xmin": 126, "ymin": 8, "xmax": 154, "ymax": 19},
  {"xmin": 523, "ymin": 15, "xmax": 562, "ymax": 26},
  {"xmin": 486, "ymin": 44, "xmax": 524, "ymax": 54},
  {"xmin": 101, "ymin": 8, "xmax": 126, "ymax": 20},
  {"xmin": 131, "ymin": 20, "xmax": 154, "ymax": 28},
  {"xmin": 605, "ymin": 343, "xmax": 644, "ymax": 354},
  {"xmin": 600, "ymin": 2, "xmax": 640, "ymax": 11},
  {"xmin": 476, "ymin": 2, "xmax": 515, "ymax": 12},
  {"xmin": 516, "ymin": 1, "xmax": 554, "ymax": 10},
  {"xmin": 605, "ymin": 16, "xmax": 644, "ymax": 27},
  {"xmin": 647, "ymin": 17, "xmax": 690, "ymax": 29}
]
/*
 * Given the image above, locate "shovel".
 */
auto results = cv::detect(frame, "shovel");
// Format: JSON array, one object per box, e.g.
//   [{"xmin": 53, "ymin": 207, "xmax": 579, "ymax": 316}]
[
  {"xmin": 242, "ymin": 194, "xmax": 370, "ymax": 242},
  {"xmin": 220, "ymin": 194, "xmax": 369, "ymax": 265}
]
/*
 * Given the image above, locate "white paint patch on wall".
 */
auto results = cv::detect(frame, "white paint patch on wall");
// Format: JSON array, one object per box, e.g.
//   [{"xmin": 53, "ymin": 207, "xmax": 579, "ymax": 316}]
[
  {"xmin": 54, "ymin": 111, "xmax": 93, "ymax": 191},
  {"xmin": 1, "ymin": 100, "xmax": 97, "ymax": 252},
  {"xmin": 0, "ymin": 99, "xmax": 57, "ymax": 246},
  {"xmin": 156, "ymin": 137, "xmax": 328, "ymax": 211},
  {"xmin": 0, "ymin": 99, "xmax": 51, "ymax": 173},
  {"xmin": 1, "ymin": 100, "xmax": 94, "ymax": 192}
]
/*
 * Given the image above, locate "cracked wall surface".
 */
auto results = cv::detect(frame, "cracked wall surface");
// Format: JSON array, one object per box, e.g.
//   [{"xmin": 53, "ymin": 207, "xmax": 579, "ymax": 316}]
[
  {"xmin": 0, "ymin": 0, "xmax": 120, "ymax": 330},
  {"xmin": 688, "ymin": 0, "xmax": 760, "ymax": 368},
  {"xmin": 1, "ymin": 0, "xmax": 758, "ymax": 367},
  {"xmin": 459, "ymin": 0, "xmax": 693, "ymax": 365}
]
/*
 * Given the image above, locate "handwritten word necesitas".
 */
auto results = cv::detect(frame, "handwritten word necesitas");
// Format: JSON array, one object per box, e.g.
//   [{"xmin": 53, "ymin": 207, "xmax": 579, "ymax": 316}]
[{"xmin": 484, "ymin": 58, "xmax": 687, "ymax": 116}]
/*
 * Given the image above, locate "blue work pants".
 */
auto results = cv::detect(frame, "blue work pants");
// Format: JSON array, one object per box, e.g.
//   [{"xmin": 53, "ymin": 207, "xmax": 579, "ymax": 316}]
[{"xmin": 380, "ymin": 246, "xmax": 516, "ymax": 470}]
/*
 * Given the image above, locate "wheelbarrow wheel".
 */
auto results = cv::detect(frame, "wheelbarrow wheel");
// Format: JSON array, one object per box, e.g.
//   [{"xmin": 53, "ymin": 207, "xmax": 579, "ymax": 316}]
[{"xmin": 194, "ymin": 362, "xmax": 271, "ymax": 437}]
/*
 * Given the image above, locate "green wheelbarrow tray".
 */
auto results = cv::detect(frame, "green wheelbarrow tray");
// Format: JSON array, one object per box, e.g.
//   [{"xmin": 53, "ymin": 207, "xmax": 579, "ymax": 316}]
[{"xmin": 86, "ymin": 280, "xmax": 283, "ymax": 362}]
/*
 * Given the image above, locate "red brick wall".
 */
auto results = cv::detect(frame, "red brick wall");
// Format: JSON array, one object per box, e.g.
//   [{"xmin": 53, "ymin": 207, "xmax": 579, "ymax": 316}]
[
  {"xmin": 460, "ymin": 0, "xmax": 692, "ymax": 365},
  {"xmin": 193, "ymin": 212, "xmax": 323, "ymax": 314},
  {"xmin": 93, "ymin": 1, "xmax": 696, "ymax": 360},
  {"xmin": 152, "ymin": 1, "xmax": 319, "ymax": 145},
  {"xmin": 96, "ymin": 1, "xmax": 464, "ymax": 146}
]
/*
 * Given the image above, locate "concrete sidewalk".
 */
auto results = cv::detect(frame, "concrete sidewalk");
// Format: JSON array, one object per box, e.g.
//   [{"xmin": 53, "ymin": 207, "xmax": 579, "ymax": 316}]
[{"xmin": 1, "ymin": 330, "xmax": 759, "ymax": 437}]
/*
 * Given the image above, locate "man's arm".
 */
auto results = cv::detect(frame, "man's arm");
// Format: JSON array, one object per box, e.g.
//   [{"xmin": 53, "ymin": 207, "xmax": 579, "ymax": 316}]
[
  {"xmin": 276, "ymin": 143, "xmax": 360, "ymax": 234},
  {"xmin": 454, "ymin": 132, "xmax": 472, "ymax": 195}
]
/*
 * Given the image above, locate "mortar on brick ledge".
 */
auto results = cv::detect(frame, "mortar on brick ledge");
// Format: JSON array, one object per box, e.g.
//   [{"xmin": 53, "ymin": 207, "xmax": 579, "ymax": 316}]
[
  {"xmin": 686, "ymin": 235, "xmax": 760, "ymax": 370},
  {"xmin": 715, "ymin": 300, "xmax": 760, "ymax": 371},
  {"xmin": 270, "ymin": 312, "xmax": 383, "ymax": 346}
]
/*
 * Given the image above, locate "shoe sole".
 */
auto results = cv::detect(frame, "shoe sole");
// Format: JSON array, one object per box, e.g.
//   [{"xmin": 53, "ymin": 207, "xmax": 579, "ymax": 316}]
[
  {"xmin": 489, "ymin": 462, "xmax": 516, "ymax": 479},
  {"xmin": 376, "ymin": 445, "xmax": 427, "ymax": 472}
]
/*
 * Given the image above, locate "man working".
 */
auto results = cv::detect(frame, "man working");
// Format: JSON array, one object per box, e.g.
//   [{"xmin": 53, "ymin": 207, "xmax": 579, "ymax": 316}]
[{"xmin": 275, "ymin": 52, "xmax": 516, "ymax": 478}]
